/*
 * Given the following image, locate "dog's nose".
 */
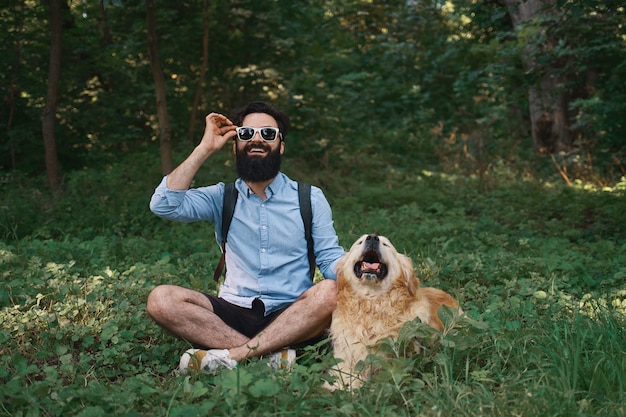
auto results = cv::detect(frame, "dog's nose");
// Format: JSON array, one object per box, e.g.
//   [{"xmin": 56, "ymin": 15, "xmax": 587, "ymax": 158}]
[{"xmin": 364, "ymin": 234, "xmax": 379, "ymax": 250}]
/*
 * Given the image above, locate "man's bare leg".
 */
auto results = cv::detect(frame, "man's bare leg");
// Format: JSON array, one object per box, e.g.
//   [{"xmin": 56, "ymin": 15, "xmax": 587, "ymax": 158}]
[
  {"xmin": 146, "ymin": 284, "xmax": 250, "ymax": 348},
  {"xmin": 229, "ymin": 279, "xmax": 337, "ymax": 361},
  {"xmin": 147, "ymin": 279, "xmax": 337, "ymax": 362}
]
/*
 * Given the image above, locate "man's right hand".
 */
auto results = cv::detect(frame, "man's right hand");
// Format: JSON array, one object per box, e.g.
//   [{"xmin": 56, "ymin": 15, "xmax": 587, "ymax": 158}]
[
  {"xmin": 165, "ymin": 112, "xmax": 237, "ymax": 190},
  {"xmin": 199, "ymin": 113, "xmax": 238, "ymax": 153}
]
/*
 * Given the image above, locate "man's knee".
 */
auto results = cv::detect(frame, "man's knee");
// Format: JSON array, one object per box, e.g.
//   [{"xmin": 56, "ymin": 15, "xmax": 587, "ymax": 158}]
[
  {"xmin": 319, "ymin": 279, "xmax": 337, "ymax": 301},
  {"xmin": 303, "ymin": 279, "xmax": 337, "ymax": 314},
  {"xmin": 146, "ymin": 284, "xmax": 173, "ymax": 321}
]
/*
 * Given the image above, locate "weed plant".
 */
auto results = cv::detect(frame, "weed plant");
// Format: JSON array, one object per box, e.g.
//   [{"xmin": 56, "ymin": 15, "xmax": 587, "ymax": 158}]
[{"xmin": 1, "ymin": 144, "xmax": 625, "ymax": 416}]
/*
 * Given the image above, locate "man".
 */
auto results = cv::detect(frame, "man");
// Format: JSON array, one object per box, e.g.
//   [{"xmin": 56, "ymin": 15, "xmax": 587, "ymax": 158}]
[{"xmin": 147, "ymin": 101, "xmax": 344, "ymax": 373}]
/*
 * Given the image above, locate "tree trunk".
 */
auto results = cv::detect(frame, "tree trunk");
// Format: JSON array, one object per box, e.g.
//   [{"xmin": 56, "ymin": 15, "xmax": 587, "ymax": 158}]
[
  {"xmin": 99, "ymin": 0, "xmax": 113, "ymax": 45},
  {"xmin": 146, "ymin": 0, "xmax": 173, "ymax": 175},
  {"xmin": 188, "ymin": 0, "xmax": 211, "ymax": 145},
  {"xmin": 504, "ymin": 0, "xmax": 573, "ymax": 154},
  {"xmin": 42, "ymin": 0, "xmax": 62, "ymax": 191}
]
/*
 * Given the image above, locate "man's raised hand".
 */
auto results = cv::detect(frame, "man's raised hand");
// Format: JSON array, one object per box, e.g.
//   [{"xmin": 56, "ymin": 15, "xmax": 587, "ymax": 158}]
[{"xmin": 200, "ymin": 113, "xmax": 237, "ymax": 153}]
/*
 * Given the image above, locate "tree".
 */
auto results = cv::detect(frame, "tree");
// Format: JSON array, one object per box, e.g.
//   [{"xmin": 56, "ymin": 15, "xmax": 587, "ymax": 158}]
[
  {"xmin": 503, "ymin": 0, "xmax": 573, "ymax": 154},
  {"xmin": 146, "ymin": 0, "xmax": 173, "ymax": 174},
  {"xmin": 42, "ymin": 0, "xmax": 63, "ymax": 191},
  {"xmin": 188, "ymin": 0, "xmax": 211, "ymax": 145},
  {"xmin": 1, "ymin": 0, "xmax": 623, "ymax": 182}
]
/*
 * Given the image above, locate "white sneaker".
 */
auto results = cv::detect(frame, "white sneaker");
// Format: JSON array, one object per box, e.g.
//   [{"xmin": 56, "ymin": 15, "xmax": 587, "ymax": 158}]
[
  {"xmin": 179, "ymin": 348, "xmax": 238, "ymax": 375},
  {"xmin": 266, "ymin": 348, "xmax": 296, "ymax": 370}
]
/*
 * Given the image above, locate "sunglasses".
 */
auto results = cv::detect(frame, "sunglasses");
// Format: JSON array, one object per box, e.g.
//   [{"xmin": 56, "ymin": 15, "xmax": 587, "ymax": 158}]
[{"xmin": 236, "ymin": 126, "xmax": 280, "ymax": 142}]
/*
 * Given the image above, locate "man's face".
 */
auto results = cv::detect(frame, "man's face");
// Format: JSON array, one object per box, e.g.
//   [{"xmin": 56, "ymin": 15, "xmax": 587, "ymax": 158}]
[{"xmin": 234, "ymin": 112, "xmax": 285, "ymax": 183}]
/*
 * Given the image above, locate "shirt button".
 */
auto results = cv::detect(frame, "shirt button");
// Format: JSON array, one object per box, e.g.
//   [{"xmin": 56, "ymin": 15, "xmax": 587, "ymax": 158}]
[
  {"xmin": 261, "ymin": 248, "xmax": 266, "ymax": 253},
  {"xmin": 262, "ymin": 226, "xmax": 267, "ymax": 230}
]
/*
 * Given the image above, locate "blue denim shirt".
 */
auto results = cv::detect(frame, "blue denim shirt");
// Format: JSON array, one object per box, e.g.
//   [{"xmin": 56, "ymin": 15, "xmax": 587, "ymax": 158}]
[{"xmin": 149, "ymin": 172, "xmax": 344, "ymax": 315}]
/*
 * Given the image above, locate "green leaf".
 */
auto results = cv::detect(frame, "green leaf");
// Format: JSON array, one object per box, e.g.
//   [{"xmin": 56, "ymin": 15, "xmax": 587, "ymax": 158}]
[
  {"xmin": 249, "ymin": 379, "xmax": 282, "ymax": 398},
  {"xmin": 101, "ymin": 325, "xmax": 119, "ymax": 342},
  {"xmin": 183, "ymin": 379, "xmax": 209, "ymax": 400}
]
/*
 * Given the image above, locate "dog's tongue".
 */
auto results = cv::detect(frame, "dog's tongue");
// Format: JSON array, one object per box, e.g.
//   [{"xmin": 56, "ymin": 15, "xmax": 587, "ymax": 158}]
[{"xmin": 362, "ymin": 261, "xmax": 381, "ymax": 271}]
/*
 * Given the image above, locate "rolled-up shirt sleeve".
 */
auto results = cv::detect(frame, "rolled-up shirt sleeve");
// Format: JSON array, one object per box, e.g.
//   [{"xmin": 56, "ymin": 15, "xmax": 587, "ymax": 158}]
[
  {"xmin": 310, "ymin": 186, "xmax": 345, "ymax": 280},
  {"xmin": 149, "ymin": 176, "xmax": 222, "ymax": 223}
]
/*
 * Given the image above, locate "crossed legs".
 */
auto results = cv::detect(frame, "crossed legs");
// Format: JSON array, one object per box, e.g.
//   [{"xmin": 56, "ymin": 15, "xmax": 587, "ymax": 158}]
[{"xmin": 146, "ymin": 279, "xmax": 336, "ymax": 362}]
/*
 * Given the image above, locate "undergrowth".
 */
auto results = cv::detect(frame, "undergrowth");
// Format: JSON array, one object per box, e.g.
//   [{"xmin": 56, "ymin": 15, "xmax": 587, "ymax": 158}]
[{"xmin": 1, "ymin": 146, "xmax": 625, "ymax": 416}]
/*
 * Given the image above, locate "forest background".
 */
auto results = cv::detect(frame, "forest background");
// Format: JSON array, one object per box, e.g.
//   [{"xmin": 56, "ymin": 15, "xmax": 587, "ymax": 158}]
[{"xmin": 1, "ymin": 1, "xmax": 625, "ymax": 416}]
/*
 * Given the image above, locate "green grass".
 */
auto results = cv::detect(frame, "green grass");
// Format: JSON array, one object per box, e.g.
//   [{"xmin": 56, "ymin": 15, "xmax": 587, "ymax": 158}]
[{"xmin": 1, "ymin": 147, "xmax": 625, "ymax": 416}]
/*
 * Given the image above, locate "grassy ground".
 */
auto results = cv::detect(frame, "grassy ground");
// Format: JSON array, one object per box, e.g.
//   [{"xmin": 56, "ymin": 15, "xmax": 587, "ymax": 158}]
[{"xmin": 1, "ymin": 147, "xmax": 625, "ymax": 416}]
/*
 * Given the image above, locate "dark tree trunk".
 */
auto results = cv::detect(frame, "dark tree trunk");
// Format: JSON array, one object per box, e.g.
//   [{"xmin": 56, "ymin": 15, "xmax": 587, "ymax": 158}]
[
  {"xmin": 99, "ymin": 0, "xmax": 113, "ymax": 45},
  {"xmin": 188, "ymin": 0, "xmax": 211, "ymax": 145},
  {"xmin": 504, "ymin": 0, "xmax": 573, "ymax": 154},
  {"xmin": 42, "ymin": 0, "xmax": 62, "ymax": 191},
  {"xmin": 146, "ymin": 0, "xmax": 173, "ymax": 174}
]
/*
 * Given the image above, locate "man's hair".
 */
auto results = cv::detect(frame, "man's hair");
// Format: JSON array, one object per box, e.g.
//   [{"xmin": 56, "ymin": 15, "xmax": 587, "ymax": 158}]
[{"xmin": 231, "ymin": 101, "xmax": 290, "ymax": 140}]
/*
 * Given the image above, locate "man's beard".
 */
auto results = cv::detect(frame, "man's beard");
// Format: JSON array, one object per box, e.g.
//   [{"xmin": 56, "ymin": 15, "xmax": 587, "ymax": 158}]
[{"xmin": 236, "ymin": 142, "xmax": 282, "ymax": 182}]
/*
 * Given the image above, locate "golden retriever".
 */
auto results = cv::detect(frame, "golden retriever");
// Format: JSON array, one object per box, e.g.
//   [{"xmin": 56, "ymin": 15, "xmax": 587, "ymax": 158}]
[{"xmin": 328, "ymin": 234, "xmax": 462, "ymax": 390}]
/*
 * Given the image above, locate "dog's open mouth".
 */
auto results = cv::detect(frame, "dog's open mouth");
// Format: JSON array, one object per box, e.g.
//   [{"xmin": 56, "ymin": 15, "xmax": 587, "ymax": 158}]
[{"xmin": 354, "ymin": 249, "xmax": 388, "ymax": 281}]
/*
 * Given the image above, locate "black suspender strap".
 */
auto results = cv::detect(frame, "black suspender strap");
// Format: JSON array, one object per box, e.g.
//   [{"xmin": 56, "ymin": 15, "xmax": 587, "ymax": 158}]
[
  {"xmin": 213, "ymin": 182, "xmax": 238, "ymax": 282},
  {"xmin": 213, "ymin": 182, "xmax": 315, "ymax": 282},
  {"xmin": 298, "ymin": 183, "xmax": 316, "ymax": 280}
]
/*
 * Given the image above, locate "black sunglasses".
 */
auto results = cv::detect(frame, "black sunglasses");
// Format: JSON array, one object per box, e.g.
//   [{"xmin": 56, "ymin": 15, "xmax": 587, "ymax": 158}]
[{"xmin": 236, "ymin": 126, "xmax": 280, "ymax": 142}]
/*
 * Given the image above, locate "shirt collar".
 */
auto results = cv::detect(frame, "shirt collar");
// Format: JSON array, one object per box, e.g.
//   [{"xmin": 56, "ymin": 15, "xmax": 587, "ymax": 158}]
[{"xmin": 237, "ymin": 172, "xmax": 285, "ymax": 199}]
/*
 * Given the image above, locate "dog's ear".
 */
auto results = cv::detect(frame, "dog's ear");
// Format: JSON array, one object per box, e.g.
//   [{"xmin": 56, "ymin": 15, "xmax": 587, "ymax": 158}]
[
  {"xmin": 399, "ymin": 254, "xmax": 419, "ymax": 296},
  {"xmin": 335, "ymin": 256, "xmax": 348, "ymax": 291}
]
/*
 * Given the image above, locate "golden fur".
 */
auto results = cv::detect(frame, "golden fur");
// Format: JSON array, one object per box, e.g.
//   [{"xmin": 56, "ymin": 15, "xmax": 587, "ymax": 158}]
[{"xmin": 328, "ymin": 234, "xmax": 461, "ymax": 390}]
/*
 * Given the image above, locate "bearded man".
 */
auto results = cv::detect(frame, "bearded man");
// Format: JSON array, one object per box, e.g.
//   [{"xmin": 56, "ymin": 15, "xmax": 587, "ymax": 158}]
[{"xmin": 147, "ymin": 101, "xmax": 344, "ymax": 373}]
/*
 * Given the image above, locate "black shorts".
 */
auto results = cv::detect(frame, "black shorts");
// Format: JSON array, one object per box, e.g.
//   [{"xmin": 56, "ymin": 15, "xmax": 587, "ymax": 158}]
[{"xmin": 204, "ymin": 294, "xmax": 285, "ymax": 339}]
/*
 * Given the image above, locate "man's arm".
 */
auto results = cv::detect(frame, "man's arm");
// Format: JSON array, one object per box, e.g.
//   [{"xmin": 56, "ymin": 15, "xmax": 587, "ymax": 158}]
[
  {"xmin": 166, "ymin": 113, "xmax": 237, "ymax": 190},
  {"xmin": 310, "ymin": 187, "xmax": 345, "ymax": 280}
]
